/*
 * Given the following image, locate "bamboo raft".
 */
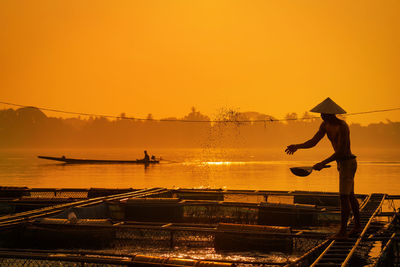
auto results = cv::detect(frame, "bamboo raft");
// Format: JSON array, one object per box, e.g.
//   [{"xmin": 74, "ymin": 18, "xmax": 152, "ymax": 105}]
[{"xmin": 0, "ymin": 186, "xmax": 398, "ymax": 266}]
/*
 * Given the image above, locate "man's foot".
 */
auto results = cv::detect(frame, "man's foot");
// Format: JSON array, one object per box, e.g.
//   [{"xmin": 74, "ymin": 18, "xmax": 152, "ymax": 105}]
[
  {"xmin": 329, "ymin": 232, "xmax": 348, "ymax": 240},
  {"xmin": 349, "ymin": 225, "xmax": 362, "ymax": 237}
]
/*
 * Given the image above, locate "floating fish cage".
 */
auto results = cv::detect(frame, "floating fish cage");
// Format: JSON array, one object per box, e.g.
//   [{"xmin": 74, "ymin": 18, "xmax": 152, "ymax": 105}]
[
  {"xmin": 108, "ymin": 196, "xmax": 334, "ymax": 226},
  {"xmin": 0, "ymin": 187, "xmax": 399, "ymax": 266},
  {"xmin": 0, "ymin": 186, "xmax": 139, "ymax": 215},
  {"xmin": 2, "ymin": 202, "xmax": 325, "ymax": 255}
]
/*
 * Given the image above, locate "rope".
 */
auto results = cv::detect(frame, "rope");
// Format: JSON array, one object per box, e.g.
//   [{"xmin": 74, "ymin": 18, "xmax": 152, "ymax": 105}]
[{"xmin": 1, "ymin": 100, "xmax": 399, "ymax": 123}]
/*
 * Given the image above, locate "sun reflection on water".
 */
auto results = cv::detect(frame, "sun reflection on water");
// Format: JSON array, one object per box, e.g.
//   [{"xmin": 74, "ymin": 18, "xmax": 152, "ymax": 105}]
[{"xmin": 204, "ymin": 161, "xmax": 238, "ymax": 165}]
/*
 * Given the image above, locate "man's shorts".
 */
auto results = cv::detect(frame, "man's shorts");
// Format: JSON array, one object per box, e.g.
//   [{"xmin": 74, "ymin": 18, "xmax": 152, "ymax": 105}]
[{"xmin": 337, "ymin": 158, "xmax": 357, "ymax": 195}]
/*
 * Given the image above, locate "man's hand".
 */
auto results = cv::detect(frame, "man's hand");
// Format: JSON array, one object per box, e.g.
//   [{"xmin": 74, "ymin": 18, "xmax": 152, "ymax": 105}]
[
  {"xmin": 285, "ymin": 145, "xmax": 298, "ymax": 155},
  {"xmin": 313, "ymin": 162, "xmax": 326, "ymax": 171}
]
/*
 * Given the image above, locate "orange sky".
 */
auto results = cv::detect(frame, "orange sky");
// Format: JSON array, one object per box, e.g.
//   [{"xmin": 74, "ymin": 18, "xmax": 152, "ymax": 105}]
[{"xmin": 1, "ymin": 0, "xmax": 399, "ymax": 125}]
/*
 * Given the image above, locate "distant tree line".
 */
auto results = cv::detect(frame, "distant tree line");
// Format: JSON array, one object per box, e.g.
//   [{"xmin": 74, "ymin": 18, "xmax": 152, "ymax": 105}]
[{"xmin": 0, "ymin": 107, "xmax": 399, "ymax": 149}]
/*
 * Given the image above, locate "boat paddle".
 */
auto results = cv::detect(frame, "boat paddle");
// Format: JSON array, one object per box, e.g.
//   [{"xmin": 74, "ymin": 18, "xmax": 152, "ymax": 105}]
[{"xmin": 290, "ymin": 165, "xmax": 331, "ymax": 177}]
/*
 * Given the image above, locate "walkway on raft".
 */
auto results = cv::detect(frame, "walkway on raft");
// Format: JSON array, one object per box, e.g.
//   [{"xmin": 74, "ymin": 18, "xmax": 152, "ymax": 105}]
[{"xmin": 289, "ymin": 193, "xmax": 395, "ymax": 266}]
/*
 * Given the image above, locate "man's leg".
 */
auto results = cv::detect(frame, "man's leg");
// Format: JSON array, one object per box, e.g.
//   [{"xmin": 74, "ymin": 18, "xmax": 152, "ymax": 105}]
[
  {"xmin": 330, "ymin": 194, "xmax": 351, "ymax": 239},
  {"xmin": 334, "ymin": 159, "xmax": 356, "ymax": 239},
  {"xmin": 338, "ymin": 194, "xmax": 351, "ymax": 237},
  {"xmin": 349, "ymin": 191, "xmax": 361, "ymax": 234}
]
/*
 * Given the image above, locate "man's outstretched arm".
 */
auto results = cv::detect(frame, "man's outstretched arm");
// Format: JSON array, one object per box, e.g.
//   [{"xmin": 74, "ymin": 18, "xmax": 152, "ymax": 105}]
[{"xmin": 286, "ymin": 123, "xmax": 326, "ymax": 154}]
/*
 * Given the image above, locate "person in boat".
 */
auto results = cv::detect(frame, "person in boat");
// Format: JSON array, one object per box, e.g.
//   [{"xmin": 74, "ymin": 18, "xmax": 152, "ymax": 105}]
[
  {"xmin": 143, "ymin": 150, "xmax": 150, "ymax": 163},
  {"xmin": 285, "ymin": 97, "xmax": 360, "ymax": 239}
]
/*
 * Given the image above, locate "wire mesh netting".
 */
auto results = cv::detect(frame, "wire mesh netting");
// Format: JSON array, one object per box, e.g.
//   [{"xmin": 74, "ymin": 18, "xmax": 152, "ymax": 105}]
[
  {"xmin": 114, "ymin": 228, "xmax": 214, "ymax": 249},
  {"xmin": 182, "ymin": 205, "xmax": 259, "ymax": 224},
  {"xmin": 111, "ymin": 225, "xmax": 324, "ymax": 253},
  {"xmin": 29, "ymin": 191, "xmax": 88, "ymax": 199},
  {"xmin": 0, "ymin": 258, "xmax": 128, "ymax": 267}
]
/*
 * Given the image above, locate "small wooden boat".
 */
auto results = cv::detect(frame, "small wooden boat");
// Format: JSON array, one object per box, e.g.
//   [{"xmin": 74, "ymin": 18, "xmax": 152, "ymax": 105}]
[{"xmin": 38, "ymin": 156, "xmax": 159, "ymax": 164}]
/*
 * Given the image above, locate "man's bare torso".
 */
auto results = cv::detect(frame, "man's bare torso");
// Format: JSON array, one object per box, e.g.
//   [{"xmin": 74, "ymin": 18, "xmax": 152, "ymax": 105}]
[{"xmin": 322, "ymin": 119, "xmax": 353, "ymax": 158}]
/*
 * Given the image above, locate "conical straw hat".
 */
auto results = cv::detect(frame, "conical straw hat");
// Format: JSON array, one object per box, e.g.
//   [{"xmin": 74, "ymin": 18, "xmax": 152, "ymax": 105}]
[{"xmin": 310, "ymin": 97, "xmax": 346, "ymax": 114}]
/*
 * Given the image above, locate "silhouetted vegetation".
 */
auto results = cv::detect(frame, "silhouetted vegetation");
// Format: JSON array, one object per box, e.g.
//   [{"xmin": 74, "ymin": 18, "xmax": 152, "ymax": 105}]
[{"xmin": 0, "ymin": 107, "xmax": 399, "ymax": 149}]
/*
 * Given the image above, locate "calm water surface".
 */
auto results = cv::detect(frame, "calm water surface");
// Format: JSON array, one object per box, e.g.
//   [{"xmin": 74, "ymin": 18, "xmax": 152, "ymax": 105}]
[
  {"xmin": 1, "ymin": 148, "xmax": 399, "ymax": 263},
  {"xmin": 1, "ymin": 148, "xmax": 399, "ymax": 195}
]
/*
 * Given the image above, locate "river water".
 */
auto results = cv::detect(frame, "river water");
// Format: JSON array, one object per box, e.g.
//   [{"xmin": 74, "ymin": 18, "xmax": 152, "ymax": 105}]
[{"xmin": 1, "ymin": 148, "xmax": 399, "ymax": 195}]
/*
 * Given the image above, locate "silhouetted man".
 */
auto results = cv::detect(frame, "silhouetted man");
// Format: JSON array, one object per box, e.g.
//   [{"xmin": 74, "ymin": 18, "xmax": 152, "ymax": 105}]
[
  {"xmin": 285, "ymin": 97, "xmax": 360, "ymax": 239},
  {"xmin": 143, "ymin": 150, "xmax": 150, "ymax": 163}
]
